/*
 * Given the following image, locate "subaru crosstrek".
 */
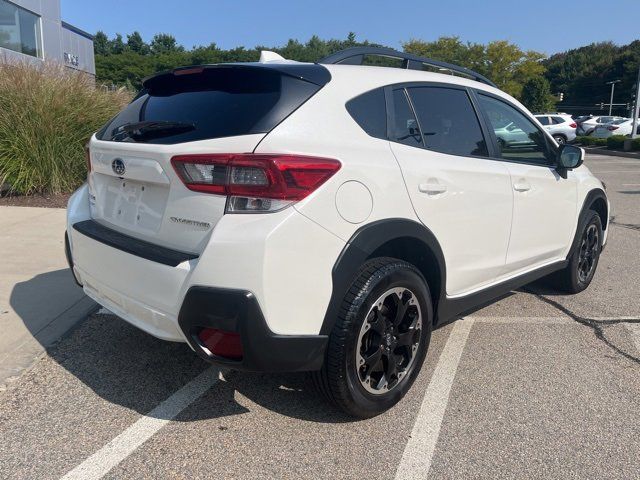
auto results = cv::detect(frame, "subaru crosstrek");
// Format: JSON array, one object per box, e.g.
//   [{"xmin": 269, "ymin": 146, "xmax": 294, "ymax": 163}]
[{"xmin": 65, "ymin": 47, "xmax": 609, "ymax": 418}]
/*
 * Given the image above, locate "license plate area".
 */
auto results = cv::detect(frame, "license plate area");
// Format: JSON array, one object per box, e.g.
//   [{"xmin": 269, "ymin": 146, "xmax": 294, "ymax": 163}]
[{"xmin": 98, "ymin": 175, "xmax": 168, "ymax": 233}]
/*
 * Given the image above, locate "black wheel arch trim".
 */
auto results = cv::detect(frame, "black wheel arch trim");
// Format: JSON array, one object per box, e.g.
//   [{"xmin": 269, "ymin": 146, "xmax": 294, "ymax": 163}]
[
  {"xmin": 581, "ymin": 188, "xmax": 608, "ymax": 229},
  {"xmin": 568, "ymin": 188, "xmax": 608, "ymax": 257},
  {"xmin": 320, "ymin": 219, "xmax": 448, "ymax": 335}
]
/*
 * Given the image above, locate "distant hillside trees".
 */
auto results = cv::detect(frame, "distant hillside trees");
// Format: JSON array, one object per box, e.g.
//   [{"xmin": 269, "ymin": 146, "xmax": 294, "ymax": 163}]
[
  {"xmin": 544, "ymin": 41, "xmax": 640, "ymax": 114},
  {"xmin": 92, "ymin": 32, "xmax": 639, "ymax": 115}
]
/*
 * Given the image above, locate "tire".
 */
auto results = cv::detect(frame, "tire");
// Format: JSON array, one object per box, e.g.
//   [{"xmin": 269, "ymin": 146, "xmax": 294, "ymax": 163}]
[
  {"xmin": 553, "ymin": 134, "xmax": 566, "ymax": 145},
  {"xmin": 546, "ymin": 210, "xmax": 603, "ymax": 294},
  {"xmin": 312, "ymin": 257, "xmax": 433, "ymax": 418}
]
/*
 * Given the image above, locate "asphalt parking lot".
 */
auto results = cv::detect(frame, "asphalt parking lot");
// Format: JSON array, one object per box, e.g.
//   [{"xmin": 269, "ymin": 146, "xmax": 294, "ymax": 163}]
[{"xmin": 1, "ymin": 153, "xmax": 639, "ymax": 480}]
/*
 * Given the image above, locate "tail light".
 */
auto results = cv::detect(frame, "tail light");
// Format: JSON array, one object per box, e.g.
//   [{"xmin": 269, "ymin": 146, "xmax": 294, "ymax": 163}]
[
  {"xmin": 608, "ymin": 126, "xmax": 619, "ymax": 131},
  {"xmin": 569, "ymin": 123, "xmax": 577, "ymax": 128},
  {"xmin": 172, "ymin": 154, "xmax": 341, "ymax": 213}
]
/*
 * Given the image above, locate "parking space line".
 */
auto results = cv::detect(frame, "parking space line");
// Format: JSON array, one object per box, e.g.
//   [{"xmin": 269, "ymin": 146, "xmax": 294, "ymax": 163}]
[
  {"xmin": 395, "ymin": 318, "xmax": 474, "ymax": 480},
  {"xmin": 60, "ymin": 367, "xmax": 220, "ymax": 480}
]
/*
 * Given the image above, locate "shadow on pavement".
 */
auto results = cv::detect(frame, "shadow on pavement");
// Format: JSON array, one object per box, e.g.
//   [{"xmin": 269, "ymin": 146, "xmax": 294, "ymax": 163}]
[
  {"xmin": 11, "ymin": 272, "xmax": 349, "ymax": 422},
  {"xmin": 8, "ymin": 269, "xmax": 87, "ymax": 342}
]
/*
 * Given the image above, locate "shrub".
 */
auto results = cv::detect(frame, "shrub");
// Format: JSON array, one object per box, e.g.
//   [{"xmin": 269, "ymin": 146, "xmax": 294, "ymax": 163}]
[
  {"xmin": 576, "ymin": 136, "xmax": 593, "ymax": 145},
  {"xmin": 0, "ymin": 61, "xmax": 132, "ymax": 195},
  {"xmin": 632, "ymin": 137, "xmax": 640, "ymax": 151},
  {"xmin": 606, "ymin": 135, "xmax": 627, "ymax": 150}
]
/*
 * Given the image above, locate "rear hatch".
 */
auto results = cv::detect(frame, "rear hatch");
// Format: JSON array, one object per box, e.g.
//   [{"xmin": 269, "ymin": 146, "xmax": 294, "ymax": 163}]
[{"xmin": 88, "ymin": 64, "xmax": 329, "ymax": 254}]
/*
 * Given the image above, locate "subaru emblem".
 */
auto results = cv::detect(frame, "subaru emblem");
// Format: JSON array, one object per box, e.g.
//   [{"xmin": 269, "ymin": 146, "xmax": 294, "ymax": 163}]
[{"xmin": 112, "ymin": 158, "xmax": 125, "ymax": 176}]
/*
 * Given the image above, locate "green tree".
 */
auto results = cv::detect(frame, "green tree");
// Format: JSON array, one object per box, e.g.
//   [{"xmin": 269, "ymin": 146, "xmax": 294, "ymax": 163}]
[
  {"xmin": 94, "ymin": 31, "xmax": 110, "ymax": 56},
  {"xmin": 126, "ymin": 31, "xmax": 149, "ymax": 55},
  {"xmin": 521, "ymin": 77, "xmax": 555, "ymax": 112},
  {"xmin": 403, "ymin": 36, "xmax": 547, "ymax": 99},
  {"xmin": 150, "ymin": 34, "xmax": 184, "ymax": 54},
  {"xmin": 109, "ymin": 34, "xmax": 125, "ymax": 55}
]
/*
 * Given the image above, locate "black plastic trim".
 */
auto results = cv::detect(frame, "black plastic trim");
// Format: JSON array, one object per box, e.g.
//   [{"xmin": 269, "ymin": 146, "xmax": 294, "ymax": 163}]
[
  {"xmin": 178, "ymin": 287, "xmax": 328, "ymax": 372},
  {"xmin": 319, "ymin": 47, "xmax": 497, "ymax": 88},
  {"xmin": 72, "ymin": 220, "xmax": 198, "ymax": 267},
  {"xmin": 322, "ymin": 219, "xmax": 569, "ymax": 335},
  {"xmin": 320, "ymin": 219, "xmax": 447, "ymax": 335},
  {"xmin": 435, "ymin": 260, "xmax": 567, "ymax": 325}
]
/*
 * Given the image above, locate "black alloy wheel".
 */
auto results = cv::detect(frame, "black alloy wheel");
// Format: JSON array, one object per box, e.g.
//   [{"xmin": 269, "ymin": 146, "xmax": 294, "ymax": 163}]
[{"xmin": 356, "ymin": 287, "xmax": 422, "ymax": 394}]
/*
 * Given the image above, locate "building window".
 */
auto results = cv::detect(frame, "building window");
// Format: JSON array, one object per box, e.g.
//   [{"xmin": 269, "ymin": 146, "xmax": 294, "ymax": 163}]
[{"xmin": 0, "ymin": 0, "xmax": 42, "ymax": 58}]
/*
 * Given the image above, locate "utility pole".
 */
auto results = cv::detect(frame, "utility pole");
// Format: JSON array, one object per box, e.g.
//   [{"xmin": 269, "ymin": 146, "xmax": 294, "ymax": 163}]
[
  {"xmin": 606, "ymin": 80, "xmax": 621, "ymax": 115},
  {"xmin": 632, "ymin": 66, "xmax": 640, "ymax": 139}
]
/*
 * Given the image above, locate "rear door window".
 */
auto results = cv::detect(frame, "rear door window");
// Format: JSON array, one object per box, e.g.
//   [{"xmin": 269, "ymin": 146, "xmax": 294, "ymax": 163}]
[
  {"xmin": 407, "ymin": 86, "xmax": 488, "ymax": 157},
  {"xmin": 97, "ymin": 67, "xmax": 324, "ymax": 145}
]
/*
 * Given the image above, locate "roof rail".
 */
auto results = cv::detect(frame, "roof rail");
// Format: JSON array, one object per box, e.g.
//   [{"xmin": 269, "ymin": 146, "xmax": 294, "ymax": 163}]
[{"xmin": 318, "ymin": 47, "xmax": 497, "ymax": 88}]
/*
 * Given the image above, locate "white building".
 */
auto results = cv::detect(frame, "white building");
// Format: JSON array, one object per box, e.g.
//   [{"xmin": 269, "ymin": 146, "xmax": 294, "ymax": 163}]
[{"xmin": 0, "ymin": 0, "xmax": 95, "ymax": 76}]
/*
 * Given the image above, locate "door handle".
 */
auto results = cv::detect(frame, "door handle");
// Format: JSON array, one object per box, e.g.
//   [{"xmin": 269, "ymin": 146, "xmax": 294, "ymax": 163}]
[
  {"xmin": 513, "ymin": 179, "xmax": 531, "ymax": 192},
  {"xmin": 419, "ymin": 182, "xmax": 447, "ymax": 195}
]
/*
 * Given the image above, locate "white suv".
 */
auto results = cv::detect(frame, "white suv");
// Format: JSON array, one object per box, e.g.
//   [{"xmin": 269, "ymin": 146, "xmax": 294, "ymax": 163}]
[
  {"xmin": 66, "ymin": 47, "xmax": 609, "ymax": 417},
  {"xmin": 534, "ymin": 114, "xmax": 577, "ymax": 144}
]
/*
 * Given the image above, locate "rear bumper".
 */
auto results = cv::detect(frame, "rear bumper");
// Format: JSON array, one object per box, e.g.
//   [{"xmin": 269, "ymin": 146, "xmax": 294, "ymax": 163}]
[
  {"xmin": 65, "ymin": 183, "xmax": 342, "ymax": 370},
  {"xmin": 179, "ymin": 287, "xmax": 327, "ymax": 372}
]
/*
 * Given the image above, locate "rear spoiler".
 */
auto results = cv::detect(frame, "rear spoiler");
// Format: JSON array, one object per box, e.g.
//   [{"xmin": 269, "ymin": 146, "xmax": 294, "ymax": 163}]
[{"xmin": 142, "ymin": 63, "xmax": 332, "ymax": 91}]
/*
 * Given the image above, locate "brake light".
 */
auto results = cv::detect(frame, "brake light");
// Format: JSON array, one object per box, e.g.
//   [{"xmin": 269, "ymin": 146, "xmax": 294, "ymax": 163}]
[
  {"xmin": 608, "ymin": 126, "xmax": 619, "ymax": 131},
  {"xmin": 171, "ymin": 154, "xmax": 341, "ymax": 213},
  {"xmin": 569, "ymin": 123, "xmax": 577, "ymax": 128}
]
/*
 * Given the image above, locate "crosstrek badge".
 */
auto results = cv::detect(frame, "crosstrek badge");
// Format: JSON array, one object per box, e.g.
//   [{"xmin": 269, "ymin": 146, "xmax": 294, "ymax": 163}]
[{"xmin": 169, "ymin": 217, "xmax": 211, "ymax": 229}]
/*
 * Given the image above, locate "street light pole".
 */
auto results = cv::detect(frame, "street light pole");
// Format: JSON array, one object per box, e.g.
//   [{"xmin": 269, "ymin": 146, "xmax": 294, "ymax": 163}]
[{"xmin": 606, "ymin": 80, "xmax": 621, "ymax": 116}]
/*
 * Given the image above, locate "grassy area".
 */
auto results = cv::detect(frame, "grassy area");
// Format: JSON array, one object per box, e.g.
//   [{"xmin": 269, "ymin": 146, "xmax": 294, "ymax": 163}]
[{"xmin": 0, "ymin": 61, "xmax": 132, "ymax": 195}]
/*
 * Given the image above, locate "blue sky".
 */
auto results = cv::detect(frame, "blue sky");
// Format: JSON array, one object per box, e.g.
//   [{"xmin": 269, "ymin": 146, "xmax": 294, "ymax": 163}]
[{"xmin": 61, "ymin": 0, "xmax": 639, "ymax": 55}]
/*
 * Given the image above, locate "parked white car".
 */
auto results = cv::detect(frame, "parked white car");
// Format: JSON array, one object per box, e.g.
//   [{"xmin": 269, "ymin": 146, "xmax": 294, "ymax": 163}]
[
  {"xmin": 534, "ymin": 114, "xmax": 577, "ymax": 144},
  {"xmin": 65, "ymin": 47, "xmax": 609, "ymax": 417},
  {"xmin": 592, "ymin": 118, "xmax": 633, "ymax": 138},
  {"xmin": 577, "ymin": 115, "xmax": 625, "ymax": 136}
]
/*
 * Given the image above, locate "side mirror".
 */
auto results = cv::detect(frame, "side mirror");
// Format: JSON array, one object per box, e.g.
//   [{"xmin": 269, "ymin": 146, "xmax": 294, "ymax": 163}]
[{"xmin": 558, "ymin": 144, "xmax": 584, "ymax": 170}]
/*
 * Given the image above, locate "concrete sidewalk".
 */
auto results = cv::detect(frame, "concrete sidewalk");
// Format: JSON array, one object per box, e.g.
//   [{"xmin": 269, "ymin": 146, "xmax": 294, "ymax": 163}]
[{"xmin": 0, "ymin": 206, "xmax": 95, "ymax": 387}]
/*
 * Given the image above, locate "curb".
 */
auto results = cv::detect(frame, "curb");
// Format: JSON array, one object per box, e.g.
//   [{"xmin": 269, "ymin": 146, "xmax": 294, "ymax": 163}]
[{"xmin": 582, "ymin": 147, "xmax": 640, "ymax": 160}]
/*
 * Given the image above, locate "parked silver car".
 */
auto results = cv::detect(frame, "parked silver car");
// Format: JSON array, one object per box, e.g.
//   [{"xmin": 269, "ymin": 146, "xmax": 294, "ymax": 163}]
[{"xmin": 534, "ymin": 114, "xmax": 576, "ymax": 144}]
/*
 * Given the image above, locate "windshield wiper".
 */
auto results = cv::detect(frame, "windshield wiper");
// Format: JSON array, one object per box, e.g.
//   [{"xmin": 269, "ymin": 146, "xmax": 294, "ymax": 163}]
[{"xmin": 111, "ymin": 121, "xmax": 195, "ymax": 141}]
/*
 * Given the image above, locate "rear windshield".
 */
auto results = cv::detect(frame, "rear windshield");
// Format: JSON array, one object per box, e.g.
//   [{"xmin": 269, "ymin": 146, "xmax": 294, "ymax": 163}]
[{"xmin": 97, "ymin": 67, "xmax": 324, "ymax": 144}]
